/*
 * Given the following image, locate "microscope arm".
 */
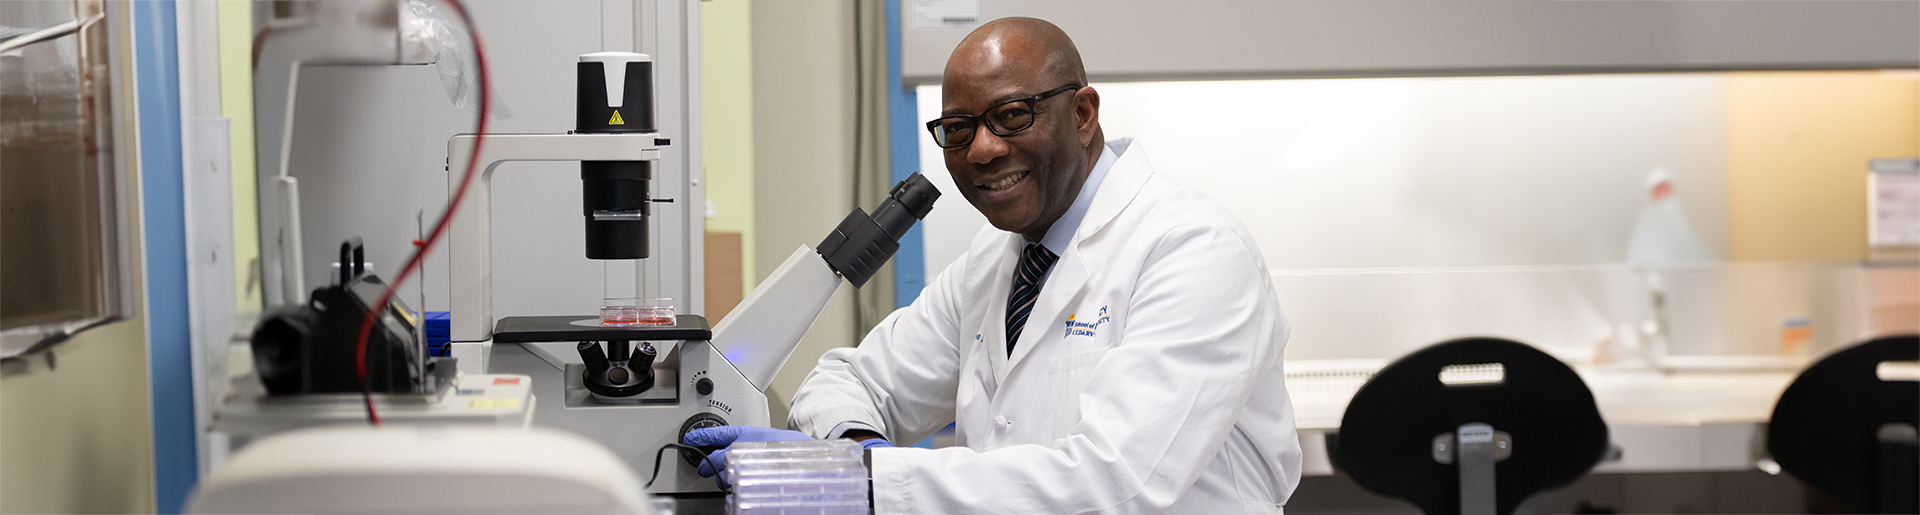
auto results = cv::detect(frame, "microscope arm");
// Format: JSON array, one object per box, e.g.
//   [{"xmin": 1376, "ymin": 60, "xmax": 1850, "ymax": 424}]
[
  {"xmin": 710, "ymin": 173, "xmax": 941, "ymax": 392},
  {"xmin": 709, "ymin": 246, "xmax": 847, "ymax": 391}
]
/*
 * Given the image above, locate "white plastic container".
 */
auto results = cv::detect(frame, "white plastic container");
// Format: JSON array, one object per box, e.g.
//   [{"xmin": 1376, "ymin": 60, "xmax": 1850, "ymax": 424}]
[{"xmin": 724, "ymin": 440, "xmax": 868, "ymax": 514}]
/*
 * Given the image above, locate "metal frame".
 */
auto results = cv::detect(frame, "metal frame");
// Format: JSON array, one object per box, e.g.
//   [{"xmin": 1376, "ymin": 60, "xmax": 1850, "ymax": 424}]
[
  {"xmin": 250, "ymin": 0, "xmax": 422, "ymax": 308},
  {"xmin": 0, "ymin": 0, "xmax": 132, "ymax": 361},
  {"xmin": 445, "ymin": 133, "xmax": 665, "ymax": 346},
  {"xmin": 1431, "ymin": 423, "xmax": 1514, "ymax": 515},
  {"xmin": 635, "ymin": 0, "xmax": 704, "ymax": 321}
]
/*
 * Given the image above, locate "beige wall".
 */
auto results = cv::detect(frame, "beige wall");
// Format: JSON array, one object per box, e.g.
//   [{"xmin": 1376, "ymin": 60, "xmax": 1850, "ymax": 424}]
[
  {"xmin": 1726, "ymin": 71, "xmax": 1920, "ymax": 261},
  {"xmin": 750, "ymin": 0, "xmax": 860, "ymax": 427},
  {"xmin": 0, "ymin": 319, "xmax": 156, "ymax": 514}
]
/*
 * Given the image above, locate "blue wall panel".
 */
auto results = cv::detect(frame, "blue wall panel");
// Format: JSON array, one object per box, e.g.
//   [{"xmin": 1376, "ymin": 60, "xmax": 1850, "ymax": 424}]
[{"xmin": 133, "ymin": 1, "xmax": 197, "ymax": 512}]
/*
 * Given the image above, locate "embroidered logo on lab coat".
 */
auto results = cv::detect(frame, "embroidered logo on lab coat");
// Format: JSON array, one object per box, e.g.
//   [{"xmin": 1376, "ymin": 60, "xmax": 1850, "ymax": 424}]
[{"xmin": 1064, "ymin": 306, "xmax": 1111, "ymax": 338}]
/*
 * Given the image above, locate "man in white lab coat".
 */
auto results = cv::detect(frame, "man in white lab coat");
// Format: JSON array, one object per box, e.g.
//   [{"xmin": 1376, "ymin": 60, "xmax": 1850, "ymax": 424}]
[{"xmin": 689, "ymin": 17, "xmax": 1301, "ymax": 513}]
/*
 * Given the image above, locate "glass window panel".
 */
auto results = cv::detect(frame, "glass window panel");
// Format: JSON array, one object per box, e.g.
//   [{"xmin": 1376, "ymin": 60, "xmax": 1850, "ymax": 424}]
[{"xmin": 0, "ymin": 0, "xmax": 127, "ymax": 352}]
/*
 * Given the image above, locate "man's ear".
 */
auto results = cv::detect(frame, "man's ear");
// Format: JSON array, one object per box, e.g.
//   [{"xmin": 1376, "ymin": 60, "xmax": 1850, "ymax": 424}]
[{"xmin": 1075, "ymin": 86, "xmax": 1101, "ymax": 146}]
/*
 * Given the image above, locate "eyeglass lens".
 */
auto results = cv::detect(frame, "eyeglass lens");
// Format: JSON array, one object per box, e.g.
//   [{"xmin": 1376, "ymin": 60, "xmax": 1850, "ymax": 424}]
[{"xmin": 933, "ymin": 100, "xmax": 1038, "ymax": 148}]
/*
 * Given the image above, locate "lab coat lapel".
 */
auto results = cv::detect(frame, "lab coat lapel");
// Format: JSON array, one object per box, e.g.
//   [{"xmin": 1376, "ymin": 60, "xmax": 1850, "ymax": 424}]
[
  {"xmin": 982, "ymin": 233, "xmax": 1022, "ymax": 387},
  {"xmin": 1076, "ymin": 138, "xmax": 1153, "ymax": 240}
]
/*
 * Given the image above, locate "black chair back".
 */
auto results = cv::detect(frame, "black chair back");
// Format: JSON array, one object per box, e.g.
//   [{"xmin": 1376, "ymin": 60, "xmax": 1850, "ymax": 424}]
[
  {"xmin": 1339, "ymin": 337, "xmax": 1610, "ymax": 515},
  {"xmin": 1769, "ymin": 334, "xmax": 1920, "ymax": 514}
]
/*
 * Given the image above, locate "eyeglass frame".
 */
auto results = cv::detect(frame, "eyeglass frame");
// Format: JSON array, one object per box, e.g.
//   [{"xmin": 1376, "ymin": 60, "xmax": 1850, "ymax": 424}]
[{"xmin": 924, "ymin": 84, "xmax": 1084, "ymax": 149}]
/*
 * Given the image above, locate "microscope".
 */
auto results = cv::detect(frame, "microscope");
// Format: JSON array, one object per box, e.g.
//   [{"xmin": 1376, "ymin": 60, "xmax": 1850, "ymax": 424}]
[{"xmin": 445, "ymin": 52, "xmax": 939, "ymax": 496}]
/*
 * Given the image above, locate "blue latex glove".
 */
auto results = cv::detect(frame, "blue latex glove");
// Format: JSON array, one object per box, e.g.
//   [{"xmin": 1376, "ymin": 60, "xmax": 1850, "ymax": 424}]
[
  {"xmin": 684, "ymin": 426, "xmax": 813, "ymax": 487},
  {"xmin": 860, "ymin": 438, "xmax": 895, "ymax": 451}
]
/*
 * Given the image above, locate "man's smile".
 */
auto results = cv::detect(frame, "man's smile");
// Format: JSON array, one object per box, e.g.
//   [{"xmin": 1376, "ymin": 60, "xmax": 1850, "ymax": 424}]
[{"xmin": 980, "ymin": 170, "xmax": 1030, "ymax": 192}]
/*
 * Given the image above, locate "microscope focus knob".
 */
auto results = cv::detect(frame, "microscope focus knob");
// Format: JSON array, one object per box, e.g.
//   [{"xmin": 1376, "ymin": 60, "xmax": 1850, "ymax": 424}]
[
  {"xmin": 680, "ymin": 412, "xmax": 730, "ymax": 467},
  {"xmin": 695, "ymin": 377, "xmax": 714, "ymax": 396}
]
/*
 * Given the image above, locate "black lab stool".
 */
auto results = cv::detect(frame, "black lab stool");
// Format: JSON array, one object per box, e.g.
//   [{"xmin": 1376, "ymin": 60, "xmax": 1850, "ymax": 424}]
[
  {"xmin": 1769, "ymin": 334, "xmax": 1920, "ymax": 514},
  {"xmin": 1339, "ymin": 337, "xmax": 1610, "ymax": 515}
]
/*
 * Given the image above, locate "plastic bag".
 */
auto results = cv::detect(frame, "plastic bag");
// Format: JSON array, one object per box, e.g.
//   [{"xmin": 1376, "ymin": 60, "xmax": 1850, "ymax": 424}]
[{"xmin": 401, "ymin": 0, "xmax": 510, "ymax": 118}]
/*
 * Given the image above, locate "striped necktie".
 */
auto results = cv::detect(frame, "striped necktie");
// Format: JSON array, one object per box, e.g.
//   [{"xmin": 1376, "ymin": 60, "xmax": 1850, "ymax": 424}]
[{"xmin": 1006, "ymin": 243, "xmax": 1059, "ymax": 355}]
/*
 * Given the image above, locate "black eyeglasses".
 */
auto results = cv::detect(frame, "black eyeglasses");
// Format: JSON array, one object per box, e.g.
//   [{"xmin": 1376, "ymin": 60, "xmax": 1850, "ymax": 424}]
[{"xmin": 924, "ymin": 84, "xmax": 1082, "ymax": 149}]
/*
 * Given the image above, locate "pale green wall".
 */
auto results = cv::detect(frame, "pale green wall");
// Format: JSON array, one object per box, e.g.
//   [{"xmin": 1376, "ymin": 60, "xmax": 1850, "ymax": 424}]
[
  {"xmin": 702, "ymin": 0, "xmax": 756, "ymax": 294},
  {"xmin": 219, "ymin": 0, "xmax": 259, "ymax": 310}
]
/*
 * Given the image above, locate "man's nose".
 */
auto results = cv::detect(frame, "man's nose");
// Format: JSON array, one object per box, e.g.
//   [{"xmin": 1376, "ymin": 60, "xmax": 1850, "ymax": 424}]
[{"xmin": 967, "ymin": 128, "xmax": 1010, "ymax": 165}]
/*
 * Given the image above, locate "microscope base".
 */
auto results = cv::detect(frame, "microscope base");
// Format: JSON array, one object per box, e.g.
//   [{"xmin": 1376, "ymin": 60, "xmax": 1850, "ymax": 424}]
[{"xmin": 487, "ymin": 339, "xmax": 769, "ymax": 495}]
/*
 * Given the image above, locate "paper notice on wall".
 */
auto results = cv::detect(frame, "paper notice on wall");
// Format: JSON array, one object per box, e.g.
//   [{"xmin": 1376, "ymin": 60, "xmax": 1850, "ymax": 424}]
[
  {"xmin": 1870, "ymin": 159, "xmax": 1920, "ymax": 247},
  {"xmin": 914, "ymin": 0, "xmax": 981, "ymax": 29}
]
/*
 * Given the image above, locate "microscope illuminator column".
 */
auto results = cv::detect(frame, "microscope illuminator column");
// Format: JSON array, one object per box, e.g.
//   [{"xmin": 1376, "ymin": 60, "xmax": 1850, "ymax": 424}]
[{"xmin": 578, "ymin": 52, "xmax": 656, "ymax": 260}]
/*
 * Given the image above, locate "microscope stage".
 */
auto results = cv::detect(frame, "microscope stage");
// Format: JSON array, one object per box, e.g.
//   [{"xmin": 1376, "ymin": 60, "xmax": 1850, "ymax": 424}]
[{"xmin": 493, "ymin": 315, "xmax": 711, "ymax": 343}]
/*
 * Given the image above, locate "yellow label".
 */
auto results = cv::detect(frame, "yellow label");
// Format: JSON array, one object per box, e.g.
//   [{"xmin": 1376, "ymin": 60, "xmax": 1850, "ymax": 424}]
[
  {"xmin": 609, "ymin": 110, "xmax": 625, "ymax": 125},
  {"xmin": 468, "ymin": 398, "xmax": 519, "ymax": 410}
]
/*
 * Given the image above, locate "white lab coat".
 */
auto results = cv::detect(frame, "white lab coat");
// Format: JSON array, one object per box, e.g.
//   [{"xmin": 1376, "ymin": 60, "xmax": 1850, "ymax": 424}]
[{"xmin": 789, "ymin": 138, "xmax": 1301, "ymax": 514}]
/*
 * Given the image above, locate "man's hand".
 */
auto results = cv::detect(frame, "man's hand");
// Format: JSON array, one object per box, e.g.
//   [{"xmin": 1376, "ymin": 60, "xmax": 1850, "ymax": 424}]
[{"xmin": 683, "ymin": 426, "xmax": 814, "ymax": 487}]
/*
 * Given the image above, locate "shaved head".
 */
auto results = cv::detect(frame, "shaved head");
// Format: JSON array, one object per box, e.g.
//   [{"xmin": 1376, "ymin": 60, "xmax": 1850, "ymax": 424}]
[
  {"xmin": 949, "ymin": 17, "xmax": 1087, "ymax": 90},
  {"xmin": 937, "ymin": 18, "xmax": 1103, "ymax": 241}
]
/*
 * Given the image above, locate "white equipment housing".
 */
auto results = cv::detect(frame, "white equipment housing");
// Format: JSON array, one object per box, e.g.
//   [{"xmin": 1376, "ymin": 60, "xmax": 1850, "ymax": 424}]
[{"xmin": 188, "ymin": 426, "xmax": 660, "ymax": 515}]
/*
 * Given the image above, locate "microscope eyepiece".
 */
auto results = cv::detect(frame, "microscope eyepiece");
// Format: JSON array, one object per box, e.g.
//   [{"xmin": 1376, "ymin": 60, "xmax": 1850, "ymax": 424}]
[
  {"xmin": 815, "ymin": 173, "xmax": 942, "ymax": 288},
  {"xmin": 870, "ymin": 173, "xmax": 941, "ymax": 241},
  {"xmin": 889, "ymin": 173, "xmax": 940, "ymax": 219}
]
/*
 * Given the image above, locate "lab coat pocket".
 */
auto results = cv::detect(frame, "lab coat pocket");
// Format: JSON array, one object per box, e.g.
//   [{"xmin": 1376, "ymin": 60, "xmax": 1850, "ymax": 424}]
[{"xmin": 1048, "ymin": 346, "xmax": 1109, "ymax": 436}]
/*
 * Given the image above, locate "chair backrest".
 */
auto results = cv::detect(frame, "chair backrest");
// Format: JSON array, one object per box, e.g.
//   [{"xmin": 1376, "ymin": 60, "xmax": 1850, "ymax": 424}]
[
  {"xmin": 1769, "ymin": 334, "xmax": 1920, "ymax": 514},
  {"xmin": 1339, "ymin": 337, "xmax": 1610, "ymax": 515}
]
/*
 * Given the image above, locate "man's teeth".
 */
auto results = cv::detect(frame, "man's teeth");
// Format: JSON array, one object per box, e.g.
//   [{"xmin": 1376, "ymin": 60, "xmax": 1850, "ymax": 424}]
[{"xmin": 984, "ymin": 171, "xmax": 1027, "ymax": 191}]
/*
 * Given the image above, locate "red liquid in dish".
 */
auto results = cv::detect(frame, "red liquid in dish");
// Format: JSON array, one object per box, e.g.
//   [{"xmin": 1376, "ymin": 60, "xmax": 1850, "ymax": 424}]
[
  {"xmin": 601, "ymin": 308, "xmax": 640, "ymax": 326},
  {"xmin": 637, "ymin": 315, "xmax": 673, "ymax": 325}
]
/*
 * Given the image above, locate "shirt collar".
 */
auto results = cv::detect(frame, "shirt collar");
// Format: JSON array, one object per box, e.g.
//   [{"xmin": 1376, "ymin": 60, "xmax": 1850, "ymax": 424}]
[{"xmin": 1035, "ymin": 141, "xmax": 1119, "ymax": 254}]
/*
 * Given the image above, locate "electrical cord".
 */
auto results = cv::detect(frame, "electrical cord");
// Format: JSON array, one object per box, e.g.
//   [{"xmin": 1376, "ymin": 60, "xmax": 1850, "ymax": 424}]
[
  {"xmin": 354, "ymin": 0, "xmax": 491, "ymax": 426},
  {"xmin": 646, "ymin": 443, "xmax": 730, "ymax": 492}
]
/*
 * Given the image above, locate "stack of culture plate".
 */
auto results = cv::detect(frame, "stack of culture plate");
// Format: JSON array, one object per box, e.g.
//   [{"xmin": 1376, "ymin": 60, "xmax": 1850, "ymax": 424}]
[{"xmin": 725, "ymin": 439, "xmax": 869, "ymax": 514}]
